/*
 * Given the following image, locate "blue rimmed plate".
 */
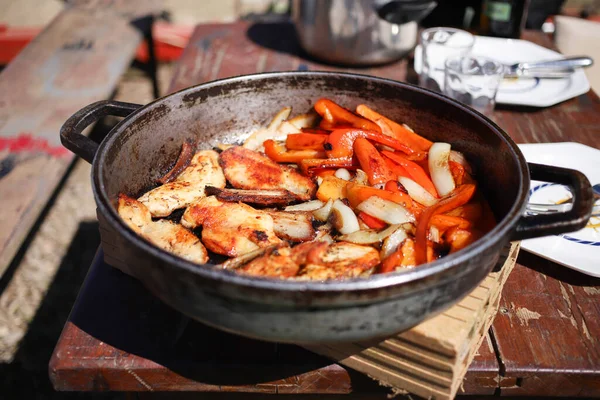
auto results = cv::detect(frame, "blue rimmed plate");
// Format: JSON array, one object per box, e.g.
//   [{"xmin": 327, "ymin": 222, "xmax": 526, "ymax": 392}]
[{"xmin": 519, "ymin": 142, "xmax": 600, "ymax": 277}]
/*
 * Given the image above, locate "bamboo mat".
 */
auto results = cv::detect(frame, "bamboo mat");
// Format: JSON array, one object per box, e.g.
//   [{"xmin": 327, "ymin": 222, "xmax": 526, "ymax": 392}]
[{"xmin": 306, "ymin": 242, "xmax": 520, "ymax": 400}]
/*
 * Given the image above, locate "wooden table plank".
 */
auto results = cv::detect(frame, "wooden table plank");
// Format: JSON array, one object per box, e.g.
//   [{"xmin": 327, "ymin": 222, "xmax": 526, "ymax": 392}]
[{"xmin": 0, "ymin": 1, "xmax": 161, "ymax": 277}]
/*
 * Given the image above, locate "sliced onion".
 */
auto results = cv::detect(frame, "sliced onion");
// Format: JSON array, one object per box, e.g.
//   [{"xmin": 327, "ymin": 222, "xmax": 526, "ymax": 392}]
[
  {"xmin": 356, "ymin": 196, "xmax": 414, "ymax": 225},
  {"xmin": 313, "ymin": 198, "xmax": 333, "ymax": 222},
  {"xmin": 428, "ymin": 142, "xmax": 455, "ymax": 196},
  {"xmin": 285, "ymin": 199, "xmax": 324, "ymax": 212},
  {"xmin": 316, "ymin": 176, "xmax": 324, "ymax": 186},
  {"xmin": 449, "ymin": 150, "xmax": 473, "ymax": 174},
  {"xmin": 398, "ymin": 177, "xmax": 438, "ymax": 207},
  {"xmin": 429, "ymin": 225, "xmax": 441, "ymax": 243},
  {"xmin": 330, "ymin": 199, "xmax": 360, "ymax": 234},
  {"xmin": 380, "ymin": 227, "xmax": 408, "ymax": 259},
  {"xmin": 353, "ymin": 169, "xmax": 369, "ymax": 186},
  {"xmin": 335, "ymin": 168, "xmax": 352, "ymax": 181},
  {"xmin": 402, "ymin": 123, "xmax": 415, "ymax": 132},
  {"xmin": 339, "ymin": 224, "xmax": 404, "ymax": 245}
]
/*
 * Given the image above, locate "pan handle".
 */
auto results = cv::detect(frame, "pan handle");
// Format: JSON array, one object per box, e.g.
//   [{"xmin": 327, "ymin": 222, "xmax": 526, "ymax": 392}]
[
  {"xmin": 60, "ymin": 100, "xmax": 142, "ymax": 164},
  {"xmin": 511, "ymin": 163, "xmax": 593, "ymax": 241}
]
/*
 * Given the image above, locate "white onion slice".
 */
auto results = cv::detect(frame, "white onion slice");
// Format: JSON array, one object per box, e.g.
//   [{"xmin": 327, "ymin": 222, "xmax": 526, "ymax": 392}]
[
  {"xmin": 352, "ymin": 169, "xmax": 369, "ymax": 186},
  {"xmin": 285, "ymin": 200, "xmax": 324, "ymax": 212},
  {"xmin": 398, "ymin": 177, "xmax": 438, "ymax": 207},
  {"xmin": 334, "ymin": 168, "xmax": 352, "ymax": 181},
  {"xmin": 356, "ymin": 196, "xmax": 414, "ymax": 225},
  {"xmin": 429, "ymin": 225, "xmax": 441, "ymax": 243},
  {"xmin": 380, "ymin": 227, "xmax": 408, "ymax": 259},
  {"xmin": 429, "ymin": 142, "xmax": 455, "ymax": 196},
  {"xmin": 313, "ymin": 199, "xmax": 334, "ymax": 222},
  {"xmin": 338, "ymin": 224, "xmax": 403, "ymax": 245},
  {"xmin": 330, "ymin": 199, "xmax": 360, "ymax": 234}
]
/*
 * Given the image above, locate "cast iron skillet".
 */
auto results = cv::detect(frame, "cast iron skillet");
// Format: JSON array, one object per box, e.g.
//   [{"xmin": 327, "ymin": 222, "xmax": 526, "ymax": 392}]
[{"xmin": 60, "ymin": 72, "xmax": 593, "ymax": 343}]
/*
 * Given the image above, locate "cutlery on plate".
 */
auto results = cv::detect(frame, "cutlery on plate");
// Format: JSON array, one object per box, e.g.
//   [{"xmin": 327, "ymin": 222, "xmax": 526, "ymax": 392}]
[
  {"xmin": 503, "ymin": 56, "xmax": 593, "ymax": 79},
  {"xmin": 526, "ymin": 183, "xmax": 600, "ymax": 216}
]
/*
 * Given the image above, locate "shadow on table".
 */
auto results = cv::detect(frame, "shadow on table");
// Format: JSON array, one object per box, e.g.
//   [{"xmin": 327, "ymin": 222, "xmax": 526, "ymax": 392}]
[
  {"xmin": 0, "ymin": 221, "xmax": 119, "ymax": 399},
  {"xmin": 517, "ymin": 250, "xmax": 600, "ymax": 286},
  {"xmin": 67, "ymin": 249, "xmax": 383, "ymax": 391}
]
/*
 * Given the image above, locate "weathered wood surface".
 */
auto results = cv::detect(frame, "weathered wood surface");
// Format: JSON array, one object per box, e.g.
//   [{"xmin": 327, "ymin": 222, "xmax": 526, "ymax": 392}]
[
  {"xmin": 0, "ymin": 1, "xmax": 160, "ymax": 277},
  {"xmin": 306, "ymin": 243, "xmax": 519, "ymax": 400},
  {"xmin": 49, "ymin": 22, "xmax": 600, "ymax": 396}
]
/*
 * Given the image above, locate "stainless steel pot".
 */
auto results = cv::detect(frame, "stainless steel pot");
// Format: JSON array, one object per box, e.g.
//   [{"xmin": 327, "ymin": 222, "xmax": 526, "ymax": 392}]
[
  {"xmin": 60, "ymin": 72, "xmax": 593, "ymax": 344},
  {"xmin": 292, "ymin": 0, "xmax": 437, "ymax": 65}
]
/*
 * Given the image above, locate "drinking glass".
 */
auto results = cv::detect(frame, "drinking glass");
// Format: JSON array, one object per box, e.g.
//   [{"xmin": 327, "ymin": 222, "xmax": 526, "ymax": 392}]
[
  {"xmin": 419, "ymin": 27, "xmax": 475, "ymax": 92},
  {"xmin": 443, "ymin": 55, "xmax": 505, "ymax": 115}
]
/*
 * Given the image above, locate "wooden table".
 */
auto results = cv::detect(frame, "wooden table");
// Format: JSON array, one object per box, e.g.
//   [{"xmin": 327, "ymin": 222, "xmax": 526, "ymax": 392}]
[{"xmin": 49, "ymin": 22, "xmax": 600, "ymax": 397}]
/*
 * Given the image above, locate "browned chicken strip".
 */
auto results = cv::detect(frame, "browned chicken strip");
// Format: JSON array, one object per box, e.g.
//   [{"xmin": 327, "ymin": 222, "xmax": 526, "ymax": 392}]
[
  {"xmin": 138, "ymin": 150, "xmax": 226, "ymax": 217},
  {"xmin": 219, "ymin": 146, "xmax": 316, "ymax": 201},
  {"xmin": 118, "ymin": 195, "xmax": 208, "ymax": 264},
  {"xmin": 266, "ymin": 211, "xmax": 316, "ymax": 242},
  {"xmin": 240, "ymin": 241, "xmax": 379, "ymax": 280},
  {"xmin": 181, "ymin": 196, "xmax": 282, "ymax": 257}
]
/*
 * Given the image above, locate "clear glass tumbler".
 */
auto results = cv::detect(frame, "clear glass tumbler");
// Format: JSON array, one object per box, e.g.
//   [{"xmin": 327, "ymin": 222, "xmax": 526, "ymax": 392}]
[
  {"xmin": 419, "ymin": 27, "xmax": 475, "ymax": 92},
  {"xmin": 443, "ymin": 55, "xmax": 505, "ymax": 115}
]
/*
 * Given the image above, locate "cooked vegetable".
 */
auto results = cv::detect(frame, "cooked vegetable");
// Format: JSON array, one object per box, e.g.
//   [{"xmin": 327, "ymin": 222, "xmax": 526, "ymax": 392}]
[
  {"xmin": 313, "ymin": 199, "xmax": 334, "ymax": 222},
  {"xmin": 325, "ymin": 128, "xmax": 414, "ymax": 159},
  {"xmin": 354, "ymin": 138, "xmax": 396, "ymax": 185},
  {"xmin": 334, "ymin": 168, "xmax": 352, "ymax": 181},
  {"xmin": 428, "ymin": 142, "xmax": 456, "ymax": 197},
  {"xmin": 380, "ymin": 226, "xmax": 409, "ymax": 259},
  {"xmin": 338, "ymin": 224, "xmax": 405, "ymax": 245},
  {"xmin": 398, "ymin": 177, "xmax": 438, "ymax": 207},
  {"xmin": 356, "ymin": 196, "xmax": 414, "ymax": 225},
  {"xmin": 315, "ymin": 98, "xmax": 381, "ymax": 132},
  {"xmin": 285, "ymin": 200, "xmax": 325, "ymax": 212},
  {"xmin": 330, "ymin": 199, "xmax": 360, "ymax": 234},
  {"xmin": 316, "ymin": 175, "xmax": 348, "ymax": 202},
  {"xmin": 119, "ymin": 99, "xmax": 496, "ymax": 280}
]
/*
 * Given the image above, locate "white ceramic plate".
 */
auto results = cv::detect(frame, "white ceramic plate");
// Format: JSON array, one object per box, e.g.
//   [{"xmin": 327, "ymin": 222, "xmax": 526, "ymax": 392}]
[
  {"xmin": 518, "ymin": 142, "xmax": 600, "ymax": 277},
  {"xmin": 414, "ymin": 36, "xmax": 590, "ymax": 107}
]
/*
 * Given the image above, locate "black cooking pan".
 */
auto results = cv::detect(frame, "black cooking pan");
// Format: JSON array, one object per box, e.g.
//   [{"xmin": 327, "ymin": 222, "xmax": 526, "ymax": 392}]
[{"xmin": 60, "ymin": 72, "xmax": 593, "ymax": 343}]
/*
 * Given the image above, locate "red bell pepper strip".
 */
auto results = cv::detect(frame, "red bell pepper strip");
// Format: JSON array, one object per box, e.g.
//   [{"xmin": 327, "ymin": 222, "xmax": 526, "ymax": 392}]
[
  {"xmin": 325, "ymin": 128, "xmax": 414, "ymax": 159},
  {"xmin": 345, "ymin": 182, "xmax": 413, "ymax": 209},
  {"xmin": 358, "ymin": 211, "xmax": 387, "ymax": 230},
  {"xmin": 355, "ymin": 104, "xmax": 432, "ymax": 152},
  {"xmin": 353, "ymin": 138, "xmax": 395, "ymax": 185},
  {"xmin": 264, "ymin": 140, "xmax": 326, "ymax": 163},
  {"xmin": 299, "ymin": 157, "xmax": 355, "ymax": 176},
  {"xmin": 449, "ymin": 160, "xmax": 466, "ymax": 185},
  {"xmin": 285, "ymin": 133, "xmax": 328, "ymax": 150},
  {"xmin": 415, "ymin": 184, "xmax": 476, "ymax": 265},
  {"xmin": 301, "ymin": 127, "xmax": 331, "ymax": 134},
  {"xmin": 384, "ymin": 157, "xmax": 412, "ymax": 181},
  {"xmin": 380, "ymin": 247, "xmax": 404, "ymax": 273},
  {"xmin": 430, "ymin": 214, "xmax": 472, "ymax": 232},
  {"xmin": 315, "ymin": 98, "xmax": 381, "ymax": 132},
  {"xmin": 382, "ymin": 151, "xmax": 439, "ymax": 198}
]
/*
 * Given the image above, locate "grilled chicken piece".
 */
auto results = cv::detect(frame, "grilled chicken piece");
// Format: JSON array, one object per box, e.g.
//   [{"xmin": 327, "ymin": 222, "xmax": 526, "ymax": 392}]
[
  {"xmin": 219, "ymin": 146, "xmax": 316, "ymax": 201},
  {"xmin": 205, "ymin": 186, "xmax": 298, "ymax": 206},
  {"xmin": 138, "ymin": 150, "xmax": 225, "ymax": 217},
  {"xmin": 267, "ymin": 211, "xmax": 316, "ymax": 242},
  {"xmin": 181, "ymin": 196, "xmax": 283, "ymax": 257},
  {"xmin": 240, "ymin": 241, "xmax": 379, "ymax": 280},
  {"xmin": 118, "ymin": 195, "xmax": 208, "ymax": 264}
]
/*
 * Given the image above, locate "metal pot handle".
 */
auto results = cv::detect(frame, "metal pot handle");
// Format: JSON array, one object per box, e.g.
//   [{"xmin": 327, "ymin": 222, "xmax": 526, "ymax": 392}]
[
  {"xmin": 60, "ymin": 100, "xmax": 142, "ymax": 164},
  {"xmin": 511, "ymin": 163, "xmax": 593, "ymax": 241}
]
